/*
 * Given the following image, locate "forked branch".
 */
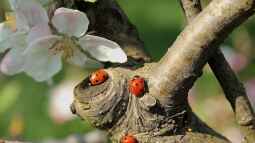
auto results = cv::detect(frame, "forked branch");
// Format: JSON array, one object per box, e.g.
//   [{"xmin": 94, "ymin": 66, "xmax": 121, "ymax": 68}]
[
  {"xmin": 179, "ymin": 0, "xmax": 255, "ymax": 142},
  {"xmin": 149, "ymin": 0, "xmax": 255, "ymax": 106}
]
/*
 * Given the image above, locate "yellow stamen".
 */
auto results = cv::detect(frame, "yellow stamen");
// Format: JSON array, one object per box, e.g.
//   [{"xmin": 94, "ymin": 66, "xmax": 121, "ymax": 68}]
[{"xmin": 49, "ymin": 36, "xmax": 76, "ymax": 60}]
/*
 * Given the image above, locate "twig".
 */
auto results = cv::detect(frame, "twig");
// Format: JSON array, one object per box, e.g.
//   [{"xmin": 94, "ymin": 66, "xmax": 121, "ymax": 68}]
[{"xmin": 179, "ymin": 0, "xmax": 255, "ymax": 142}]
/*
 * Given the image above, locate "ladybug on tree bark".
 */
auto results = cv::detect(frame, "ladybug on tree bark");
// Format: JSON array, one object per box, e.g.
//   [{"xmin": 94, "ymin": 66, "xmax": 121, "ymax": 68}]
[
  {"xmin": 129, "ymin": 76, "xmax": 145, "ymax": 97},
  {"xmin": 89, "ymin": 69, "xmax": 108, "ymax": 86},
  {"xmin": 121, "ymin": 134, "xmax": 138, "ymax": 143}
]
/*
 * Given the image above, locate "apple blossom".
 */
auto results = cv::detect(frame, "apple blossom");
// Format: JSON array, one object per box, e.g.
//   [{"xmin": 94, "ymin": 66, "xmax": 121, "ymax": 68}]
[
  {"xmin": 0, "ymin": 0, "xmax": 127, "ymax": 82},
  {"xmin": 0, "ymin": 0, "xmax": 48, "ymax": 75},
  {"xmin": 24, "ymin": 7, "xmax": 127, "ymax": 81}
]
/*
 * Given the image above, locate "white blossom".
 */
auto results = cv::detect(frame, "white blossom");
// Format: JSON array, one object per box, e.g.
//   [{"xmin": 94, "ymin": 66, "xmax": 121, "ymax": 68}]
[
  {"xmin": 24, "ymin": 7, "xmax": 127, "ymax": 81},
  {"xmin": 0, "ymin": 0, "xmax": 48, "ymax": 75},
  {"xmin": 0, "ymin": 0, "xmax": 127, "ymax": 82}
]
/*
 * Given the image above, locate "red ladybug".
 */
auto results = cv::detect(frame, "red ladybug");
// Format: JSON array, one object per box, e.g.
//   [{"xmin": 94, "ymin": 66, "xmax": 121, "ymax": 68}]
[
  {"xmin": 89, "ymin": 69, "xmax": 108, "ymax": 86},
  {"xmin": 129, "ymin": 76, "xmax": 145, "ymax": 97},
  {"xmin": 121, "ymin": 134, "xmax": 138, "ymax": 143}
]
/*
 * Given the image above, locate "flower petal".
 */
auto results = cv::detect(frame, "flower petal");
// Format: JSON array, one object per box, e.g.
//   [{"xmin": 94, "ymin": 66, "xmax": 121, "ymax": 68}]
[
  {"xmin": 5, "ymin": 31, "xmax": 27, "ymax": 48},
  {"xmin": 52, "ymin": 8, "xmax": 89, "ymax": 37},
  {"xmin": 0, "ymin": 22, "xmax": 14, "ymax": 52},
  {"xmin": 0, "ymin": 46, "xmax": 26, "ymax": 75},
  {"xmin": 14, "ymin": 11, "xmax": 30, "ymax": 31},
  {"xmin": 27, "ymin": 24, "xmax": 52, "ymax": 44},
  {"xmin": 9, "ymin": 0, "xmax": 49, "ymax": 30},
  {"xmin": 67, "ymin": 47, "xmax": 103, "ymax": 68},
  {"xmin": 0, "ymin": 31, "xmax": 27, "ymax": 54},
  {"xmin": 24, "ymin": 35, "xmax": 62, "ymax": 82},
  {"xmin": 0, "ymin": 31, "xmax": 27, "ymax": 75},
  {"xmin": 79, "ymin": 35, "xmax": 127, "ymax": 63}
]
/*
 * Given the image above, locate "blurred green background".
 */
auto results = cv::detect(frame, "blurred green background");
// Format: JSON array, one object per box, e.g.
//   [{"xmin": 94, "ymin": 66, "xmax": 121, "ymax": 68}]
[{"xmin": 0, "ymin": 0, "xmax": 255, "ymax": 143}]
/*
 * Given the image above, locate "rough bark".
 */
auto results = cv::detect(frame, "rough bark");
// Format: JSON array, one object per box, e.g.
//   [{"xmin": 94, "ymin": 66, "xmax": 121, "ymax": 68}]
[
  {"xmin": 149, "ymin": 0, "xmax": 255, "ymax": 102},
  {"xmin": 68, "ymin": 0, "xmax": 255, "ymax": 143},
  {"xmin": 179, "ymin": 0, "xmax": 255, "ymax": 142}
]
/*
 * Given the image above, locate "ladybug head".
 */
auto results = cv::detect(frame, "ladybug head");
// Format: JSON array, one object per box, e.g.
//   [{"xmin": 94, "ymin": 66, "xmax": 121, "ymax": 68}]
[{"xmin": 72, "ymin": 69, "xmax": 129, "ymax": 129}]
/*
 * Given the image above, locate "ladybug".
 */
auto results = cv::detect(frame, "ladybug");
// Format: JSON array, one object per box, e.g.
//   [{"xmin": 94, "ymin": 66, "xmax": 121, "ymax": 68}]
[
  {"xmin": 129, "ymin": 76, "xmax": 145, "ymax": 97},
  {"xmin": 121, "ymin": 134, "xmax": 138, "ymax": 143},
  {"xmin": 89, "ymin": 69, "xmax": 108, "ymax": 86}
]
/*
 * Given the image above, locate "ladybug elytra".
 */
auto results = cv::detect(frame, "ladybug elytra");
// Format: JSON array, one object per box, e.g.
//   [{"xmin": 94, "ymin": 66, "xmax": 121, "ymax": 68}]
[
  {"xmin": 121, "ymin": 134, "xmax": 138, "ymax": 143},
  {"xmin": 129, "ymin": 76, "xmax": 145, "ymax": 97},
  {"xmin": 89, "ymin": 69, "xmax": 108, "ymax": 86}
]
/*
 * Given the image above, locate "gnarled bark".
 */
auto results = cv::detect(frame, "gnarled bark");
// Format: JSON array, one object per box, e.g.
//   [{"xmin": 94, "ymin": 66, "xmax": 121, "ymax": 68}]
[{"xmin": 68, "ymin": 0, "xmax": 255, "ymax": 143}]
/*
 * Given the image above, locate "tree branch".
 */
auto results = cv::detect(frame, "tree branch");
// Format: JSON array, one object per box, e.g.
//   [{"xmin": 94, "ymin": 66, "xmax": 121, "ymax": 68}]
[
  {"xmin": 179, "ymin": 0, "xmax": 255, "ymax": 142},
  {"xmin": 149, "ymin": 0, "xmax": 255, "ymax": 106}
]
